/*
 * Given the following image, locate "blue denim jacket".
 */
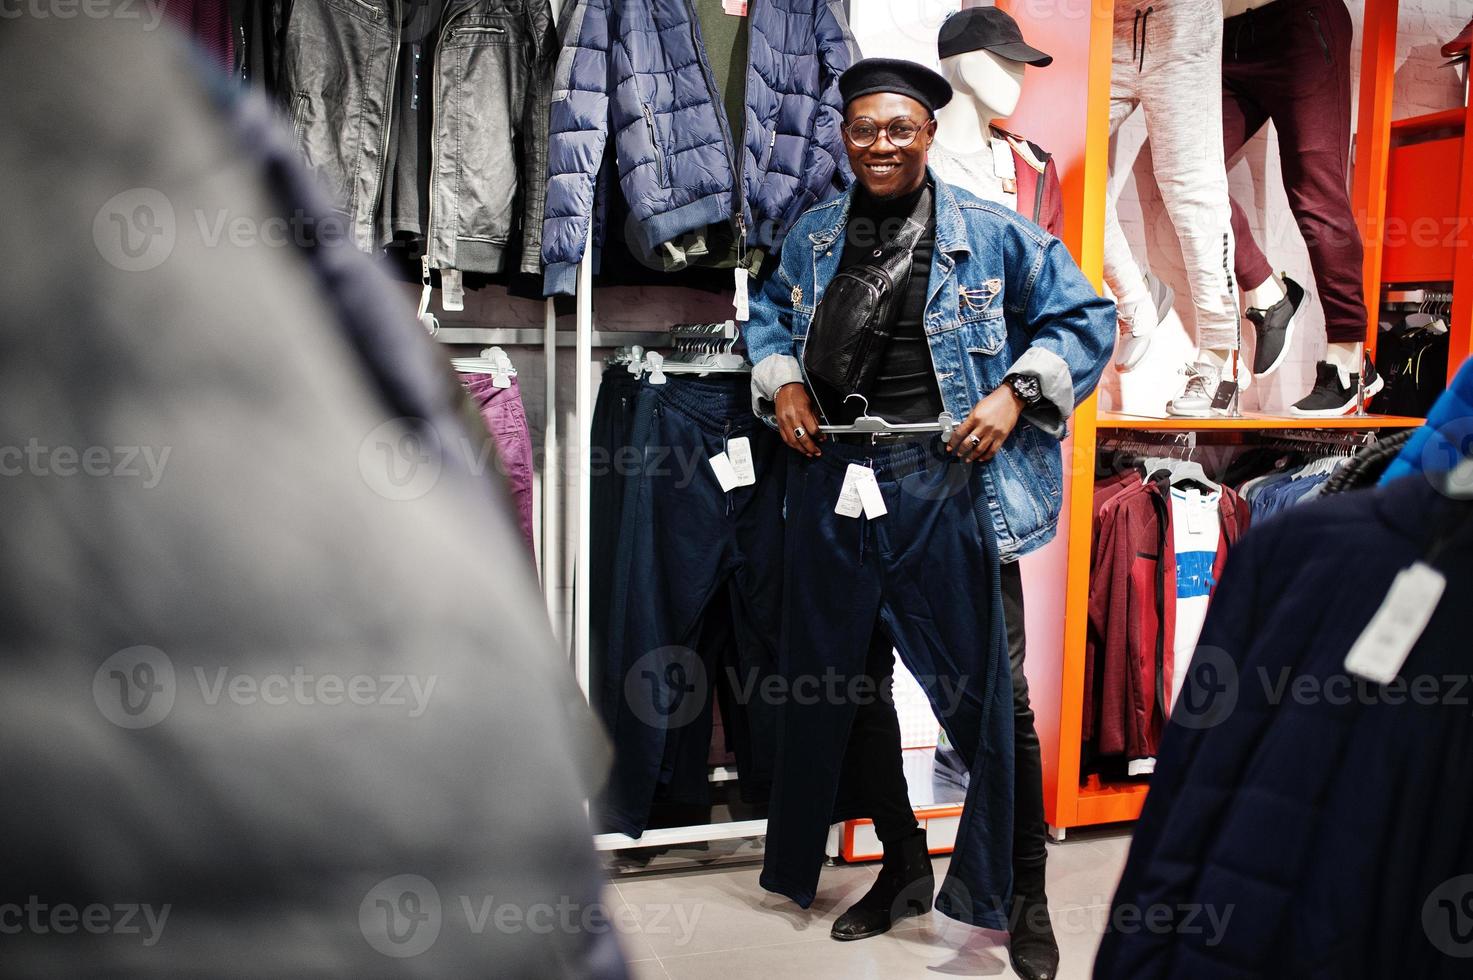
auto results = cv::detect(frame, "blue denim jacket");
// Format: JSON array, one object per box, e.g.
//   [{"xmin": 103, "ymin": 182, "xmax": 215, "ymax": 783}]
[{"xmin": 742, "ymin": 172, "xmax": 1116, "ymax": 558}]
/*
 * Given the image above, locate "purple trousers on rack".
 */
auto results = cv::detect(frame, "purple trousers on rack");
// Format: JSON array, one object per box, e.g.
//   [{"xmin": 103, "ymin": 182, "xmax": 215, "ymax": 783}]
[{"xmin": 459, "ymin": 372, "xmax": 536, "ymax": 556}]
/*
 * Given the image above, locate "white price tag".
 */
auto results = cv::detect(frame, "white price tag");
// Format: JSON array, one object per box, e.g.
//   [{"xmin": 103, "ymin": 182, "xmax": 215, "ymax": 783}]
[
  {"xmin": 709, "ymin": 452, "xmax": 740, "ymax": 493},
  {"xmin": 1344, "ymin": 562, "xmax": 1447, "ymax": 685},
  {"xmin": 441, "ymin": 268, "xmax": 465, "ymax": 312},
  {"xmin": 1184, "ymin": 488, "xmax": 1202, "ymax": 534},
  {"xmin": 727, "ymin": 436, "xmax": 757, "ymax": 487},
  {"xmin": 835, "ymin": 464, "xmax": 866, "ymax": 518},
  {"xmin": 733, "ymin": 267, "xmax": 750, "ymax": 321},
  {"xmin": 856, "ymin": 467, "xmax": 887, "ymax": 519},
  {"xmin": 990, "ymin": 138, "xmax": 1016, "ymax": 181}
]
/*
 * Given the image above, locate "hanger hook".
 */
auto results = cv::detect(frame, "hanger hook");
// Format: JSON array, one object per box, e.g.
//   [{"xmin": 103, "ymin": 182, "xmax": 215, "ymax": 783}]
[{"xmin": 843, "ymin": 392, "xmax": 873, "ymax": 419}]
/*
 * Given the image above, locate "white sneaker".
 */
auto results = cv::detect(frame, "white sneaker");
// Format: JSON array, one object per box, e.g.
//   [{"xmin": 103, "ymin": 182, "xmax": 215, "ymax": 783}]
[
  {"xmin": 1114, "ymin": 273, "xmax": 1176, "ymax": 373},
  {"xmin": 1165, "ymin": 356, "xmax": 1252, "ymax": 417}
]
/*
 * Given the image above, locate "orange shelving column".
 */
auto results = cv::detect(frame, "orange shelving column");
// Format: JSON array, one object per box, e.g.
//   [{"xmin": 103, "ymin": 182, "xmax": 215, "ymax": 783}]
[
  {"xmin": 994, "ymin": 0, "xmax": 1114, "ymax": 835},
  {"xmin": 1351, "ymin": 0, "xmax": 1401, "ymax": 361}
]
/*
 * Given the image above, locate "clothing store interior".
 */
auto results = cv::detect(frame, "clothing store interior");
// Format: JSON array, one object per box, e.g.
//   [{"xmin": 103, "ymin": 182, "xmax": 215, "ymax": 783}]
[{"xmin": 9, "ymin": 0, "xmax": 1473, "ymax": 977}]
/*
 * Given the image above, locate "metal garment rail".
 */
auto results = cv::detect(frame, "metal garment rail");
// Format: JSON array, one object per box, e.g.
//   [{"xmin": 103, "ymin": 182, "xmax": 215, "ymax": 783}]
[{"xmin": 567, "ymin": 243, "xmax": 770, "ymax": 853}]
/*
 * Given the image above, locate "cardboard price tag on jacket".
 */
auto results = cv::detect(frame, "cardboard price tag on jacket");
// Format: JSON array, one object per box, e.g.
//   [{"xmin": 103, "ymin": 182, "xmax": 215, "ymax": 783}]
[
  {"xmin": 733, "ymin": 268, "xmax": 750, "ymax": 321},
  {"xmin": 1344, "ymin": 562, "xmax": 1447, "ymax": 685},
  {"xmin": 722, "ymin": 0, "xmax": 747, "ymax": 15}
]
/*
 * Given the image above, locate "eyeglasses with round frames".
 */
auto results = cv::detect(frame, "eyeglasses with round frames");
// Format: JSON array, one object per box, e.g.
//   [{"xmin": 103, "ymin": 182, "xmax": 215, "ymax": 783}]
[{"xmin": 842, "ymin": 116, "xmax": 931, "ymax": 149}]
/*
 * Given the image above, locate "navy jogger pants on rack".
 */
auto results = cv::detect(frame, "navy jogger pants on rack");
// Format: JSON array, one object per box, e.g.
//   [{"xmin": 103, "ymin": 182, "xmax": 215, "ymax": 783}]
[
  {"xmin": 760, "ymin": 437, "xmax": 1015, "ymax": 929},
  {"xmin": 598, "ymin": 374, "xmax": 785, "ymax": 837}
]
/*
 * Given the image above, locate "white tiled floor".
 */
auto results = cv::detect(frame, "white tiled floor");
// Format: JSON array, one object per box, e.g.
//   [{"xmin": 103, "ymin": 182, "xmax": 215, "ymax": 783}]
[{"xmin": 605, "ymin": 828, "xmax": 1133, "ymax": 980}]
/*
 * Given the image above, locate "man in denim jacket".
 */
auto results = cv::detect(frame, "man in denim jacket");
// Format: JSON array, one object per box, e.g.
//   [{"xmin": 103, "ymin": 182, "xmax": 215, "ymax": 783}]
[{"xmin": 742, "ymin": 58, "xmax": 1113, "ymax": 980}]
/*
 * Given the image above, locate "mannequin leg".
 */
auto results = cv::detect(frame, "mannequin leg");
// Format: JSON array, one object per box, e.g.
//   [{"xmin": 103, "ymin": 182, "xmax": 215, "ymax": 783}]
[
  {"xmin": 1265, "ymin": 0, "xmax": 1366, "ymax": 347},
  {"xmin": 1137, "ymin": 1, "xmax": 1238, "ymax": 353},
  {"xmin": 1220, "ymin": 63, "xmax": 1276, "ymax": 297},
  {"xmin": 1104, "ymin": 7, "xmax": 1153, "ymax": 347}
]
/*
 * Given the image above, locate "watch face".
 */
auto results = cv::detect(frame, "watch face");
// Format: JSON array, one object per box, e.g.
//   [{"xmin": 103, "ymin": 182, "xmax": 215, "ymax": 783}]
[{"xmin": 1011, "ymin": 376, "xmax": 1041, "ymax": 402}]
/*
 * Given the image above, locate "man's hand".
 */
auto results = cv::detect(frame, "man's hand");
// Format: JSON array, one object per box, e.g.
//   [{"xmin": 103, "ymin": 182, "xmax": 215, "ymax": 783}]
[
  {"xmin": 774, "ymin": 383, "xmax": 824, "ymax": 457},
  {"xmin": 948, "ymin": 386, "xmax": 1024, "ymax": 463}
]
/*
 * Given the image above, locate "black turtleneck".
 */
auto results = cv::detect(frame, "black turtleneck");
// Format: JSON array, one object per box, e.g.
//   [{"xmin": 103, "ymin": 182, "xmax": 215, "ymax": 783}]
[{"xmin": 826, "ymin": 179, "xmax": 943, "ymax": 425}]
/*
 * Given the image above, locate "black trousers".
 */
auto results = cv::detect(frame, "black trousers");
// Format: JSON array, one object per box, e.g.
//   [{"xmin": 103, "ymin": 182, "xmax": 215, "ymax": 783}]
[{"xmin": 853, "ymin": 560, "xmax": 1048, "ymax": 868}]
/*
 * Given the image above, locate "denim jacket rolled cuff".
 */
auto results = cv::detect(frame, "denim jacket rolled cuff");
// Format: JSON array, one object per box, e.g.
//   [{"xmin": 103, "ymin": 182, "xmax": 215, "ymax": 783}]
[
  {"xmin": 751, "ymin": 353, "xmax": 804, "ymax": 419},
  {"xmin": 1005, "ymin": 345, "xmax": 1073, "ymax": 440}
]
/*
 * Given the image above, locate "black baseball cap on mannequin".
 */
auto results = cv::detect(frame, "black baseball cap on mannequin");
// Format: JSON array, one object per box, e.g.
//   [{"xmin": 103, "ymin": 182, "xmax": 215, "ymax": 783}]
[{"xmin": 938, "ymin": 6, "xmax": 1054, "ymax": 67}]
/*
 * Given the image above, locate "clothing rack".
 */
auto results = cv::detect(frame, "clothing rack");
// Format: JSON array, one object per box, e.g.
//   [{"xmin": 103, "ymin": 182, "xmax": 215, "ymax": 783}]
[{"xmin": 567, "ymin": 250, "xmax": 774, "ymax": 854}]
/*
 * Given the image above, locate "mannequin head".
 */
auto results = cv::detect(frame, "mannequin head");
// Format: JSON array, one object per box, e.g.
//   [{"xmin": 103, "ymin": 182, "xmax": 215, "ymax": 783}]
[{"xmin": 941, "ymin": 49, "xmax": 1026, "ymax": 124}]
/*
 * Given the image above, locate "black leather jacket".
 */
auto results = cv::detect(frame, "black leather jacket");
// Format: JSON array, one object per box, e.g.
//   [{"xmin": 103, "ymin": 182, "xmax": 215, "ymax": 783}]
[{"xmin": 276, "ymin": 0, "xmax": 555, "ymax": 275}]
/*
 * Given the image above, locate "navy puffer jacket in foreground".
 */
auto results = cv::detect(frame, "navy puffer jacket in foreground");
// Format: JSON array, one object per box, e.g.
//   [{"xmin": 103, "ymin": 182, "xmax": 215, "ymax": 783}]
[{"xmin": 541, "ymin": 0, "xmax": 859, "ymax": 295}]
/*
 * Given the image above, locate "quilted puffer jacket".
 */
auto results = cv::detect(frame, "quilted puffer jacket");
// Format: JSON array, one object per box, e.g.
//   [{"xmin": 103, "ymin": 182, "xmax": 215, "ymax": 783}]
[{"xmin": 541, "ymin": 0, "xmax": 860, "ymax": 295}]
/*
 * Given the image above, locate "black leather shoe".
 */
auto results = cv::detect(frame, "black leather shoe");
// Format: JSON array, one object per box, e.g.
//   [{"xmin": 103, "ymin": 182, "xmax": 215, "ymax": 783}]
[
  {"xmin": 1008, "ymin": 863, "xmax": 1059, "ymax": 980},
  {"xmin": 831, "ymin": 830, "xmax": 934, "ymax": 941}
]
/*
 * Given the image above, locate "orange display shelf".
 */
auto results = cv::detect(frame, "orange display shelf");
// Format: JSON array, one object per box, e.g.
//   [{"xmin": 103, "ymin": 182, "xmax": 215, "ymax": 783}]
[
  {"xmin": 1073, "ymin": 778, "xmax": 1150, "ymax": 828},
  {"xmin": 1097, "ymin": 411, "xmax": 1426, "ymax": 431}
]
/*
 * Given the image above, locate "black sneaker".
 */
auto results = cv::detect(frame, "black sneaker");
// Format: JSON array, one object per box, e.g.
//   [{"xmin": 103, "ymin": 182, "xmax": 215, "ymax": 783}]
[
  {"xmin": 1290, "ymin": 354, "xmax": 1384, "ymax": 417},
  {"xmin": 1248, "ymin": 275, "xmax": 1306, "ymax": 377}
]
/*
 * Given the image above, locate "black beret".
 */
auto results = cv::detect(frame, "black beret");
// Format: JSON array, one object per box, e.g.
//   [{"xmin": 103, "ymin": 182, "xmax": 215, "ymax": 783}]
[
  {"xmin": 838, "ymin": 58, "xmax": 954, "ymax": 115},
  {"xmin": 938, "ymin": 6, "xmax": 1053, "ymax": 67}
]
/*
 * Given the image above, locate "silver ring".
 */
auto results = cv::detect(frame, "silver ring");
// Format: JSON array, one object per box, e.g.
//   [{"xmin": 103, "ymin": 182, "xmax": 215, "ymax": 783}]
[
  {"xmin": 968, "ymin": 435, "xmax": 982, "ymax": 447},
  {"xmin": 793, "ymin": 426, "xmax": 806, "ymax": 440}
]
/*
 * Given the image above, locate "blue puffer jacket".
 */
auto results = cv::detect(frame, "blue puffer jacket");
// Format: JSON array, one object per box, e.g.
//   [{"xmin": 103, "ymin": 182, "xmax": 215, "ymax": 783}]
[{"xmin": 541, "ymin": 0, "xmax": 859, "ymax": 295}]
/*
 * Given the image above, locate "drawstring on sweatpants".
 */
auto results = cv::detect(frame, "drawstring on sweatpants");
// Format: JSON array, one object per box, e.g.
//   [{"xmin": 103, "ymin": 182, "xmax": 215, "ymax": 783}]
[
  {"xmin": 722, "ymin": 419, "xmax": 734, "ymax": 517},
  {"xmin": 858, "ymin": 455, "xmax": 875, "ymax": 566},
  {"xmin": 1132, "ymin": 6, "xmax": 1153, "ymax": 72}
]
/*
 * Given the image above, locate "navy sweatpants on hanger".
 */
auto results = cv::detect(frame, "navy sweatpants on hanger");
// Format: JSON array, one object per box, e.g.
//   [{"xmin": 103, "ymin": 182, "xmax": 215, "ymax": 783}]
[
  {"xmin": 598, "ymin": 374, "xmax": 785, "ymax": 837},
  {"xmin": 760, "ymin": 437, "xmax": 1015, "ymax": 929}
]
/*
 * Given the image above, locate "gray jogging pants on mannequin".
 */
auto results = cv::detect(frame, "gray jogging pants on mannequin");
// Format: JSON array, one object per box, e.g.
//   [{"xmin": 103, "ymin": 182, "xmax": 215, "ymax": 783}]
[{"xmin": 1105, "ymin": 0, "xmax": 1238, "ymax": 350}]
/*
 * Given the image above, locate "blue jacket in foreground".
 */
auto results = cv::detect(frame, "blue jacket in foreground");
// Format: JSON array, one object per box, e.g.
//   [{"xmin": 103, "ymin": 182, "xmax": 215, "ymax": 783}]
[
  {"xmin": 541, "ymin": 0, "xmax": 860, "ymax": 295},
  {"xmin": 1382, "ymin": 354, "xmax": 1473, "ymax": 485},
  {"xmin": 742, "ymin": 172, "xmax": 1117, "ymax": 559}
]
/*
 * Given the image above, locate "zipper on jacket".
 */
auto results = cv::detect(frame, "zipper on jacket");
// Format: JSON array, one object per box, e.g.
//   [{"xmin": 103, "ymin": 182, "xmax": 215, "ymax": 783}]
[
  {"xmin": 642, "ymin": 104, "xmax": 667, "ymax": 185},
  {"xmin": 345, "ymin": 0, "xmax": 382, "ymax": 17},
  {"xmin": 425, "ymin": 5, "xmax": 461, "ymax": 279},
  {"xmin": 685, "ymin": 0, "xmax": 746, "ymax": 254},
  {"xmin": 369, "ymin": 0, "xmax": 401, "ymax": 244},
  {"xmin": 760, "ymin": 129, "xmax": 776, "ymax": 170},
  {"xmin": 291, "ymin": 93, "xmax": 310, "ymax": 150},
  {"xmin": 454, "ymin": 25, "xmax": 505, "ymax": 34},
  {"xmin": 1307, "ymin": 9, "xmax": 1332, "ymax": 66}
]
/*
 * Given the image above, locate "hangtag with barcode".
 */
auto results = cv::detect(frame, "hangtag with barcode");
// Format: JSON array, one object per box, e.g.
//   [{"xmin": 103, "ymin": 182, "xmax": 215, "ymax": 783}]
[
  {"xmin": 709, "ymin": 452, "xmax": 740, "ymax": 492},
  {"xmin": 733, "ymin": 267, "xmax": 750, "ymax": 321},
  {"xmin": 441, "ymin": 268, "xmax": 465, "ymax": 312},
  {"xmin": 835, "ymin": 464, "xmax": 866, "ymax": 518},
  {"xmin": 990, "ymin": 138, "xmax": 1016, "ymax": 182},
  {"xmin": 1184, "ymin": 488, "xmax": 1203, "ymax": 534},
  {"xmin": 856, "ymin": 466, "xmax": 887, "ymax": 519},
  {"xmin": 727, "ymin": 437, "xmax": 757, "ymax": 487},
  {"xmin": 1344, "ymin": 562, "xmax": 1447, "ymax": 684}
]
